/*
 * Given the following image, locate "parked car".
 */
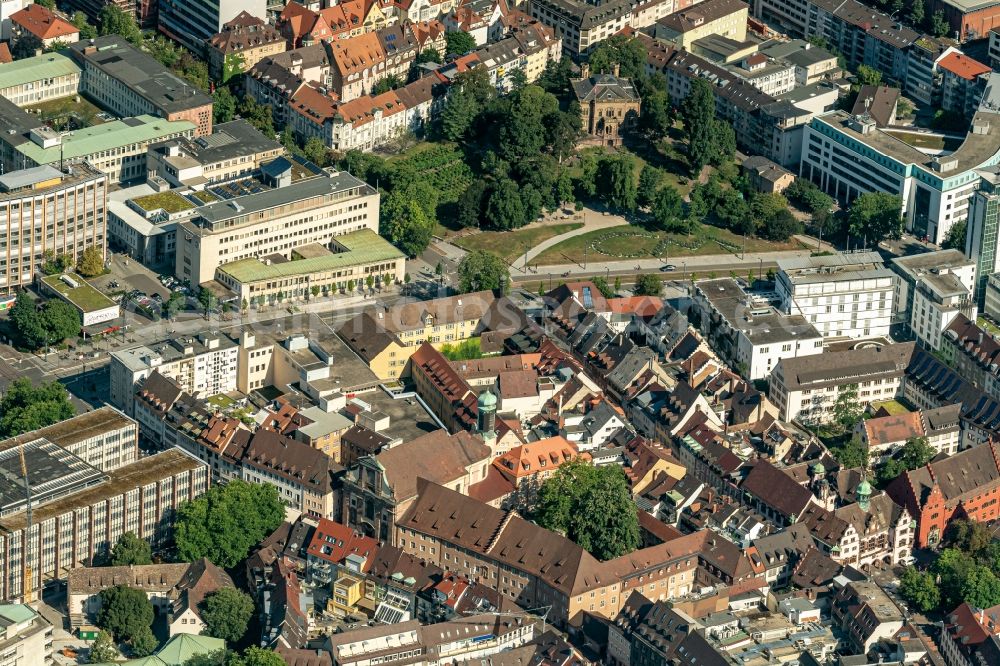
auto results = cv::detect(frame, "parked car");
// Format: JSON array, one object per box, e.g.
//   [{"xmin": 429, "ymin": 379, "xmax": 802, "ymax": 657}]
[{"xmin": 660, "ymin": 264, "xmax": 677, "ymax": 272}]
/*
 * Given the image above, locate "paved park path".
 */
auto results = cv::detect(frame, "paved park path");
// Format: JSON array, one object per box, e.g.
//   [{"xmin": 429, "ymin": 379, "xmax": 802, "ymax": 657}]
[{"xmin": 511, "ymin": 210, "xmax": 629, "ymax": 267}]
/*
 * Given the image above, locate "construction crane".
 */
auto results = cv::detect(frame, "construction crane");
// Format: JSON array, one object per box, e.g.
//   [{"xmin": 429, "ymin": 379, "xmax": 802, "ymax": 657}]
[{"xmin": 0, "ymin": 446, "xmax": 33, "ymax": 604}]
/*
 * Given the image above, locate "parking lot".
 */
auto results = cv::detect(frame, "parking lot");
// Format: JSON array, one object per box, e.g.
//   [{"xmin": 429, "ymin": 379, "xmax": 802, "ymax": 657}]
[{"xmin": 91, "ymin": 253, "xmax": 172, "ymax": 301}]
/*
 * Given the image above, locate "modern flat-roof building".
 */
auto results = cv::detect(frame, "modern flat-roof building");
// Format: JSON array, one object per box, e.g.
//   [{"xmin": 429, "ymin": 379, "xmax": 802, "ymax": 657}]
[
  {"xmin": 692, "ymin": 278, "xmax": 824, "ymax": 380},
  {"xmin": 158, "ymin": 0, "xmax": 267, "ymax": 53},
  {"xmin": 891, "ymin": 250, "xmax": 977, "ymax": 350},
  {"xmin": 2, "ymin": 115, "xmax": 195, "ymax": 184},
  {"xmin": 0, "ymin": 0, "xmax": 29, "ymax": 42},
  {"xmin": 0, "ymin": 164, "xmax": 107, "ymax": 296},
  {"xmin": 38, "ymin": 272, "xmax": 119, "ymax": 327},
  {"xmin": 147, "ymin": 119, "xmax": 283, "ymax": 188},
  {"xmin": 109, "ymin": 331, "xmax": 239, "ymax": 416},
  {"xmin": 175, "ymin": 168, "xmax": 380, "ymax": 285},
  {"xmin": 801, "ymin": 107, "xmax": 1000, "ymax": 246},
  {"xmin": 68, "ymin": 36, "xmax": 214, "ymax": 136},
  {"xmin": 967, "ymin": 167, "xmax": 1000, "ymax": 305},
  {"xmin": 776, "ymin": 252, "xmax": 896, "ymax": 340},
  {"xmin": 0, "ymin": 604, "xmax": 52, "ymax": 666},
  {"xmin": 214, "ymin": 229, "xmax": 405, "ymax": 305},
  {"xmin": 928, "ymin": 0, "xmax": 1000, "ymax": 41},
  {"xmin": 0, "ymin": 411, "xmax": 208, "ymax": 600},
  {"xmin": 986, "ymin": 271, "xmax": 1000, "ymax": 321},
  {"xmin": 0, "ymin": 51, "xmax": 80, "ymax": 106}
]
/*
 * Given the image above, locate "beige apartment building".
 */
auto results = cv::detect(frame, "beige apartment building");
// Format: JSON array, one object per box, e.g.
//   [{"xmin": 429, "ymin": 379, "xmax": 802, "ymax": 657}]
[
  {"xmin": 213, "ymin": 230, "xmax": 405, "ymax": 305},
  {"xmin": 175, "ymin": 171, "xmax": 380, "ymax": 285},
  {"xmin": 109, "ymin": 332, "xmax": 239, "ymax": 416},
  {"xmin": 654, "ymin": 0, "xmax": 749, "ymax": 50}
]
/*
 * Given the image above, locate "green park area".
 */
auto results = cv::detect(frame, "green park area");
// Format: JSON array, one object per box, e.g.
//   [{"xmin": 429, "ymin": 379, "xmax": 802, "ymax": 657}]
[{"xmin": 454, "ymin": 222, "xmax": 583, "ymax": 263}]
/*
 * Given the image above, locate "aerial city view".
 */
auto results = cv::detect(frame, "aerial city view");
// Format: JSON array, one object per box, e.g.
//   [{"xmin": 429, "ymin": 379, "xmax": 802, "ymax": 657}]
[{"xmin": 6, "ymin": 0, "xmax": 1000, "ymax": 663}]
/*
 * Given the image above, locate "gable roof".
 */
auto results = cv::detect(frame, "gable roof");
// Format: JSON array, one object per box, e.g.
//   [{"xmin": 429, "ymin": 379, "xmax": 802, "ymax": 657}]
[
  {"xmin": 863, "ymin": 411, "xmax": 923, "ymax": 447},
  {"xmin": 896, "ymin": 441, "xmax": 1000, "ymax": 507},
  {"xmin": 11, "ymin": 4, "xmax": 78, "ymax": 41},
  {"xmin": 242, "ymin": 429, "xmax": 337, "ymax": 493},
  {"xmin": 398, "ymin": 478, "xmax": 602, "ymax": 596},
  {"xmin": 741, "ymin": 459, "xmax": 815, "ymax": 520},
  {"xmin": 337, "ymin": 312, "xmax": 404, "ymax": 361},
  {"xmin": 306, "ymin": 518, "xmax": 378, "ymax": 571}
]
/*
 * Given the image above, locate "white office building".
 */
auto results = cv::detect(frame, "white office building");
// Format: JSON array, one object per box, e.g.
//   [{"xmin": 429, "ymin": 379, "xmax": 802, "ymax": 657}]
[
  {"xmin": 891, "ymin": 250, "xmax": 977, "ymax": 350},
  {"xmin": 776, "ymin": 252, "xmax": 895, "ymax": 340},
  {"xmin": 693, "ymin": 278, "xmax": 824, "ymax": 380},
  {"xmin": 800, "ymin": 105, "xmax": 1000, "ymax": 246}
]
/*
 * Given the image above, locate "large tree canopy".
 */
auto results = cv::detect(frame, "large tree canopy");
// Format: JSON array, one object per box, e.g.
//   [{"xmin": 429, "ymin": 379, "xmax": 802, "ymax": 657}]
[
  {"xmin": 174, "ymin": 480, "xmax": 284, "ymax": 568},
  {"xmin": 848, "ymin": 192, "xmax": 903, "ymax": 241},
  {"xmin": 109, "ymin": 532, "xmax": 152, "ymax": 566},
  {"xmin": 97, "ymin": 585, "xmax": 156, "ymax": 655},
  {"xmin": 0, "ymin": 378, "xmax": 75, "ymax": 438},
  {"xmin": 457, "ymin": 250, "xmax": 509, "ymax": 294},
  {"xmin": 535, "ymin": 460, "xmax": 640, "ymax": 560},
  {"xmin": 200, "ymin": 587, "xmax": 255, "ymax": 643}
]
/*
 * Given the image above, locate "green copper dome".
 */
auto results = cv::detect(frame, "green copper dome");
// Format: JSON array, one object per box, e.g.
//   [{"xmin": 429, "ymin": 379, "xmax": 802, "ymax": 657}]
[
  {"xmin": 478, "ymin": 389, "xmax": 497, "ymax": 409},
  {"xmin": 812, "ymin": 462, "xmax": 826, "ymax": 477},
  {"xmin": 857, "ymin": 479, "xmax": 872, "ymax": 496}
]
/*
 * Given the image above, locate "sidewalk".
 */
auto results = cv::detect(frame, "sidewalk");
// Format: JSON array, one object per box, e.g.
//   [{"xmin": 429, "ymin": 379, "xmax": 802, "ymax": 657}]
[{"xmin": 510, "ymin": 247, "xmax": 819, "ymax": 280}]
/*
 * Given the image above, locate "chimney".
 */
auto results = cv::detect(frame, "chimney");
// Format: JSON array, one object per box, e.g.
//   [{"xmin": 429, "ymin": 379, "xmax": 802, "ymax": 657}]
[
  {"xmin": 581, "ymin": 62, "xmax": 590, "ymax": 79},
  {"xmin": 613, "ymin": 63, "xmax": 620, "ymax": 77}
]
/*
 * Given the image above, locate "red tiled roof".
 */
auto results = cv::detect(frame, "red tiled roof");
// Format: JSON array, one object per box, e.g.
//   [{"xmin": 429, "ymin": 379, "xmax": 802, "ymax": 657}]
[
  {"xmin": 494, "ymin": 435, "xmax": 584, "ymax": 480},
  {"xmin": 607, "ymin": 295, "xmax": 663, "ymax": 318},
  {"xmin": 863, "ymin": 411, "xmax": 923, "ymax": 448},
  {"xmin": 11, "ymin": 4, "xmax": 78, "ymax": 41},
  {"xmin": 306, "ymin": 518, "xmax": 378, "ymax": 571},
  {"xmin": 938, "ymin": 52, "xmax": 990, "ymax": 81}
]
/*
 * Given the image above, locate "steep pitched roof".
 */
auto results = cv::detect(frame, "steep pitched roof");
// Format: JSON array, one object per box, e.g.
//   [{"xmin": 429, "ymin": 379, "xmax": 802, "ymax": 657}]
[
  {"xmin": 306, "ymin": 518, "xmax": 378, "ymax": 570},
  {"xmin": 242, "ymin": 429, "xmax": 336, "ymax": 493},
  {"xmin": 494, "ymin": 436, "xmax": 583, "ymax": 480},
  {"xmin": 329, "ymin": 32, "xmax": 386, "ymax": 77},
  {"xmin": 398, "ymin": 479, "xmax": 603, "ymax": 596},
  {"xmin": 895, "ymin": 442, "xmax": 1000, "ymax": 508},
  {"xmin": 11, "ymin": 4, "xmax": 78, "ymax": 41},
  {"xmin": 741, "ymin": 459, "xmax": 815, "ymax": 519}
]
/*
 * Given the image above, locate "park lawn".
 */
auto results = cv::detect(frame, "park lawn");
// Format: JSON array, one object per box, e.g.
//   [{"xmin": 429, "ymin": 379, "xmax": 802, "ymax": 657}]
[
  {"xmin": 532, "ymin": 224, "xmax": 806, "ymax": 266},
  {"xmin": 454, "ymin": 222, "xmax": 584, "ymax": 263}
]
